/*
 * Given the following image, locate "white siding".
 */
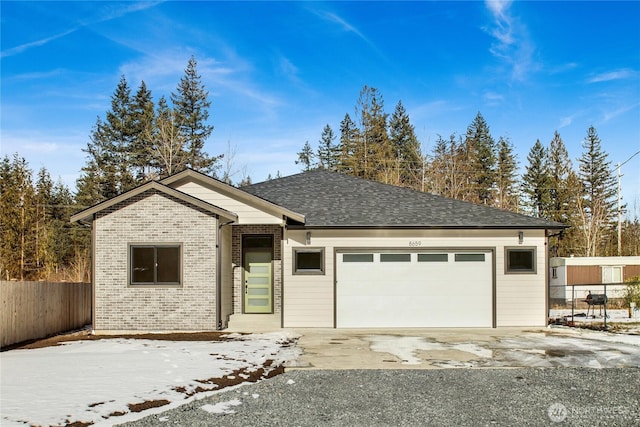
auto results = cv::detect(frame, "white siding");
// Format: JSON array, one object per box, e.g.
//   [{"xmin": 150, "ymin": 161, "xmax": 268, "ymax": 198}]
[
  {"xmin": 175, "ymin": 181, "xmax": 283, "ymax": 225},
  {"xmin": 283, "ymin": 229, "xmax": 548, "ymax": 328}
]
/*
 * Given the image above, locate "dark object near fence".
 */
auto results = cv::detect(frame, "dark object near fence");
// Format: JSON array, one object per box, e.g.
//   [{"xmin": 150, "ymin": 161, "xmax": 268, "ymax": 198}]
[{"xmin": 584, "ymin": 293, "xmax": 608, "ymax": 318}]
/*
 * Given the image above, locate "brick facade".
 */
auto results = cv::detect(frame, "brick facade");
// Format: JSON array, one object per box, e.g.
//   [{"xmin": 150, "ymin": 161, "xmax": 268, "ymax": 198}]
[
  {"xmin": 232, "ymin": 224, "xmax": 283, "ymax": 315},
  {"xmin": 94, "ymin": 190, "xmax": 219, "ymax": 331}
]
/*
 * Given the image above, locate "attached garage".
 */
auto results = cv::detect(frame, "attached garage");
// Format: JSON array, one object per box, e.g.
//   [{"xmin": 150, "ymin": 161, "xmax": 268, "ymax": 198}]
[{"xmin": 336, "ymin": 250, "xmax": 494, "ymax": 328}]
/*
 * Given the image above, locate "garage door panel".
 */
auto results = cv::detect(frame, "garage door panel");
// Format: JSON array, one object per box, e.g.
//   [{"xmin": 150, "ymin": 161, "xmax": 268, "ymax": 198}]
[{"xmin": 336, "ymin": 251, "xmax": 493, "ymax": 328}]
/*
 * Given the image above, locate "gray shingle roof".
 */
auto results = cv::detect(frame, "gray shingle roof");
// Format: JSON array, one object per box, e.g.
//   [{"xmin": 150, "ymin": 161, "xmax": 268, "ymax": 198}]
[{"xmin": 243, "ymin": 170, "xmax": 565, "ymax": 229}]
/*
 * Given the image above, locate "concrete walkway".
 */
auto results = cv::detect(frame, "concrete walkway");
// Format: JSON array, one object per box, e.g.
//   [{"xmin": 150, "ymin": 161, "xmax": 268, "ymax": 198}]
[{"xmin": 287, "ymin": 327, "xmax": 640, "ymax": 369}]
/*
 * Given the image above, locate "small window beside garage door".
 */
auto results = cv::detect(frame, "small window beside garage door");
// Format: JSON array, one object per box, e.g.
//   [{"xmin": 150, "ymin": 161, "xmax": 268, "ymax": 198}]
[
  {"xmin": 342, "ymin": 253, "xmax": 374, "ymax": 262},
  {"xmin": 455, "ymin": 253, "xmax": 485, "ymax": 262},
  {"xmin": 380, "ymin": 253, "xmax": 411, "ymax": 262},
  {"xmin": 505, "ymin": 247, "xmax": 536, "ymax": 274},
  {"xmin": 418, "ymin": 253, "xmax": 448, "ymax": 262},
  {"xmin": 293, "ymin": 248, "xmax": 325, "ymax": 275}
]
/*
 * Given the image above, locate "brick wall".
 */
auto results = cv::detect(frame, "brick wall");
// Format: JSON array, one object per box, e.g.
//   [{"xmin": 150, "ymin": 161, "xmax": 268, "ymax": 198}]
[
  {"xmin": 232, "ymin": 224, "xmax": 283, "ymax": 314},
  {"xmin": 94, "ymin": 190, "xmax": 219, "ymax": 331}
]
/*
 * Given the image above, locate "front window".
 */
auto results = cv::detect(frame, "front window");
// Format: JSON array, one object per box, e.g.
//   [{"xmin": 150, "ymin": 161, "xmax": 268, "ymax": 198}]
[
  {"xmin": 505, "ymin": 247, "xmax": 536, "ymax": 274},
  {"xmin": 293, "ymin": 248, "xmax": 325, "ymax": 275},
  {"xmin": 130, "ymin": 245, "xmax": 181, "ymax": 285}
]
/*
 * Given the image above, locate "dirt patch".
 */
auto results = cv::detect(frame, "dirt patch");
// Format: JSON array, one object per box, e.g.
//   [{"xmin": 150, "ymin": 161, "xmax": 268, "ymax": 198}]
[
  {"xmin": 3, "ymin": 329, "xmax": 238, "ymax": 351},
  {"xmin": 128, "ymin": 399, "xmax": 171, "ymax": 413}
]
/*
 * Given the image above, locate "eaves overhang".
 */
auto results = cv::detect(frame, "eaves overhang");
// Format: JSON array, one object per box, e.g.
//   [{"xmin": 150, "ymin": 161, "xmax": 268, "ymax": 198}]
[
  {"xmin": 70, "ymin": 181, "xmax": 238, "ymax": 224},
  {"xmin": 160, "ymin": 169, "xmax": 306, "ymax": 224}
]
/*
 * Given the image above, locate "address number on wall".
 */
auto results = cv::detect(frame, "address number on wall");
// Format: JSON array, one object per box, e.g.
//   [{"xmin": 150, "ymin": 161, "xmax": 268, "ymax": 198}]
[{"xmin": 409, "ymin": 241, "xmax": 422, "ymax": 247}]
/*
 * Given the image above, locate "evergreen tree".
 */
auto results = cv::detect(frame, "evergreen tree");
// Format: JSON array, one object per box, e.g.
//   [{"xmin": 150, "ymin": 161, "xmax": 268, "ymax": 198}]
[
  {"xmin": 0, "ymin": 155, "xmax": 36, "ymax": 280},
  {"xmin": 577, "ymin": 126, "xmax": 617, "ymax": 256},
  {"xmin": 105, "ymin": 75, "xmax": 136, "ymax": 193},
  {"xmin": 317, "ymin": 124, "xmax": 339, "ymax": 171},
  {"xmin": 34, "ymin": 167, "xmax": 54, "ymax": 274},
  {"xmin": 463, "ymin": 112, "xmax": 497, "ymax": 205},
  {"xmin": 388, "ymin": 100, "xmax": 423, "ymax": 189},
  {"xmin": 337, "ymin": 113, "xmax": 358, "ymax": 175},
  {"xmin": 47, "ymin": 179, "xmax": 76, "ymax": 277},
  {"xmin": 521, "ymin": 139, "xmax": 551, "ymax": 217},
  {"xmin": 171, "ymin": 56, "xmax": 218, "ymax": 174},
  {"xmin": 355, "ymin": 85, "xmax": 390, "ymax": 180},
  {"xmin": 547, "ymin": 131, "xmax": 580, "ymax": 256},
  {"xmin": 76, "ymin": 116, "xmax": 118, "ymax": 206},
  {"xmin": 130, "ymin": 81, "xmax": 156, "ymax": 181},
  {"xmin": 296, "ymin": 141, "xmax": 316, "ymax": 171},
  {"xmin": 495, "ymin": 137, "xmax": 519, "ymax": 211}
]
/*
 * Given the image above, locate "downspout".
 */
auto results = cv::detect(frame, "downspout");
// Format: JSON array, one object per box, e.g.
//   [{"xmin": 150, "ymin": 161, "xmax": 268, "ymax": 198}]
[{"xmin": 216, "ymin": 219, "xmax": 235, "ymax": 330}]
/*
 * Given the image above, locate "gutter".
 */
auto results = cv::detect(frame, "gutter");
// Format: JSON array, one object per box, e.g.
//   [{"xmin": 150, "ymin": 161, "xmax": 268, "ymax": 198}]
[{"xmin": 216, "ymin": 219, "xmax": 235, "ymax": 330}]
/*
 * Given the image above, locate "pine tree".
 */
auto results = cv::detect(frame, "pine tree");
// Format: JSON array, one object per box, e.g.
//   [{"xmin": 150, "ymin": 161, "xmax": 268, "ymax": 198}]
[
  {"xmin": 337, "ymin": 113, "xmax": 359, "ymax": 175},
  {"xmin": 355, "ymin": 86, "xmax": 390, "ymax": 181},
  {"xmin": 76, "ymin": 116, "xmax": 118, "ymax": 206},
  {"xmin": 577, "ymin": 126, "xmax": 617, "ymax": 256},
  {"xmin": 388, "ymin": 100, "xmax": 422, "ymax": 189},
  {"xmin": 317, "ymin": 124, "xmax": 339, "ymax": 171},
  {"xmin": 34, "ymin": 167, "xmax": 54, "ymax": 275},
  {"xmin": 130, "ymin": 81, "xmax": 156, "ymax": 181},
  {"xmin": 171, "ymin": 56, "xmax": 217, "ymax": 174},
  {"xmin": 296, "ymin": 141, "xmax": 316, "ymax": 171},
  {"xmin": 463, "ymin": 112, "xmax": 497, "ymax": 205},
  {"xmin": 427, "ymin": 134, "xmax": 466, "ymax": 199},
  {"xmin": 0, "ymin": 155, "xmax": 37, "ymax": 280},
  {"xmin": 105, "ymin": 75, "xmax": 136, "ymax": 193},
  {"xmin": 495, "ymin": 137, "xmax": 519, "ymax": 211},
  {"xmin": 521, "ymin": 139, "xmax": 551, "ymax": 218},
  {"xmin": 547, "ymin": 131, "xmax": 580, "ymax": 256}
]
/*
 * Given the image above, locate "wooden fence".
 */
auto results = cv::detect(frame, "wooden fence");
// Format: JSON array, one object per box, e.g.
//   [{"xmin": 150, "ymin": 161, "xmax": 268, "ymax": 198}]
[{"xmin": 1, "ymin": 281, "xmax": 91, "ymax": 348}]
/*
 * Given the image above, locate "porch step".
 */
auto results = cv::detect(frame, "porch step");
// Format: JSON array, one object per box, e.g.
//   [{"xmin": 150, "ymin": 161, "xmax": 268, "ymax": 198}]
[{"xmin": 225, "ymin": 313, "xmax": 281, "ymax": 332}]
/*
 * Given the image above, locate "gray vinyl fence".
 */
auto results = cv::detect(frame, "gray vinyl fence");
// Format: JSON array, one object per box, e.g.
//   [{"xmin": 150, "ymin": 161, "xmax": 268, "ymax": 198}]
[{"xmin": 1, "ymin": 281, "xmax": 91, "ymax": 348}]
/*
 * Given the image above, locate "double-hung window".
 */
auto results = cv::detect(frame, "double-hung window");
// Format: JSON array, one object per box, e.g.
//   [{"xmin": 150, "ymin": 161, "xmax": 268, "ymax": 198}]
[{"xmin": 130, "ymin": 244, "xmax": 181, "ymax": 286}]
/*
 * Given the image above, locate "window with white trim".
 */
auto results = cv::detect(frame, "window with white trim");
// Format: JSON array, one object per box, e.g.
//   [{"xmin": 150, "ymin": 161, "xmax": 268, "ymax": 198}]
[{"xmin": 130, "ymin": 244, "xmax": 181, "ymax": 285}]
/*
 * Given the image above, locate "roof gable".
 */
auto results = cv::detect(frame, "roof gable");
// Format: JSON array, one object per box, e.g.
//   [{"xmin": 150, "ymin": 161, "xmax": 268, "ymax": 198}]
[
  {"xmin": 160, "ymin": 169, "xmax": 305, "ymax": 224},
  {"xmin": 243, "ymin": 170, "xmax": 566, "ymax": 229},
  {"xmin": 70, "ymin": 181, "xmax": 238, "ymax": 224}
]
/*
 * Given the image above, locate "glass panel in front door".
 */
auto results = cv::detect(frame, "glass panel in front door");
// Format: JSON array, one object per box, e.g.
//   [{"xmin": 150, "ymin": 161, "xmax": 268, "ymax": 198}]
[{"xmin": 244, "ymin": 251, "xmax": 272, "ymax": 313}]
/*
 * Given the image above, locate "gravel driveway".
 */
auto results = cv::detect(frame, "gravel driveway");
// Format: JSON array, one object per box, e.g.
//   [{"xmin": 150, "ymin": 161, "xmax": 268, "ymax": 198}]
[{"xmin": 122, "ymin": 368, "xmax": 640, "ymax": 426}]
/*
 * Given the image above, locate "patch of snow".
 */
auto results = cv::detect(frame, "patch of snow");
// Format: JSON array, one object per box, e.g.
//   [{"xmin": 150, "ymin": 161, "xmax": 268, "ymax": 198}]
[
  {"xmin": 366, "ymin": 336, "xmax": 491, "ymax": 365},
  {"xmin": 0, "ymin": 332, "xmax": 300, "ymax": 427},
  {"xmin": 201, "ymin": 399, "xmax": 242, "ymax": 415},
  {"xmin": 286, "ymin": 379, "xmax": 295, "ymax": 385},
  {"xmin": 252, "ymin": 393, "xmax": 260, "ymax": 399}
]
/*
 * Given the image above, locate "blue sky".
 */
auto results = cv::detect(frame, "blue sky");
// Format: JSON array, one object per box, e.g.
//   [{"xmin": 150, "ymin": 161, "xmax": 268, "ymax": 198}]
[{"xmin": 2, "ymin": 1, "xmax": 639, "ymax": 212}]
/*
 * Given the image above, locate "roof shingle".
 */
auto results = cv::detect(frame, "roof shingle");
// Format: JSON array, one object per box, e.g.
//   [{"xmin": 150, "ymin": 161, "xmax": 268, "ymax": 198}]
[{"xmin": 243, "ymin": 170, "xmax": 565, "ymax": 229}]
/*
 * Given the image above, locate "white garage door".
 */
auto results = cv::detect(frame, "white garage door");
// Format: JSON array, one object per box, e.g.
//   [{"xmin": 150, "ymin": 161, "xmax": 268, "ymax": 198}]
[{"xmin": 336, "ymin": 250, "xmax": 493, "ymax": 328}]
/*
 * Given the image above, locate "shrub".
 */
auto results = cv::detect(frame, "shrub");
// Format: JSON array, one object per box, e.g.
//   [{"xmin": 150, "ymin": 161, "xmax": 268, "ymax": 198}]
[{"xmin": 622, "ymin": 275, "xmax": 640, "ymax": 318}]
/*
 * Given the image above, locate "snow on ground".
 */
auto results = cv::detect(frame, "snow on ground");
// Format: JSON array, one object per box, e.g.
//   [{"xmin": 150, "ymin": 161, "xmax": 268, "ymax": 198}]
[
  {"xmin": 366, "ymin": 329, "xmax": 640, "ymax": 369},
  {"xmin": 549, "ymin": 308, "xmax": 640, "ymax": 324},
  {"xmin": 0, "ymin": 332, "xmax": 300, "ymax": 427}
]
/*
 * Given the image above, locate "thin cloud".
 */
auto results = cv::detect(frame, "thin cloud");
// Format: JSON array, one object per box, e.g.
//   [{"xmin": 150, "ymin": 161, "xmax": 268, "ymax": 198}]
[
  {"xmin": 483, "ymin": 0, "xmax": 537, "ymax": 82},
  {"xmin": 312, "ymin": 9, "xmax": 385, "ymax": 59},
  {"xmin": 588, "ymin": 69, "xmax": 636, "ymax": 83},
  {"xmin": 1, "ymin": 28, "xmax": 77, "ymax": 58},
  {"xmin": 1, "ymin": 2, "xmax": 163, "ymax": 58},
  {"xmin": 601, "ymin": 103, "xmax": 639, "ymax": 122}
]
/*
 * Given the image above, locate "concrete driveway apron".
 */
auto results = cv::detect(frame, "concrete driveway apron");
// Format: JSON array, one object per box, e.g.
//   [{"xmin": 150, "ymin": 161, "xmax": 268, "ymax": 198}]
[{"xmin": 286, "ymin": 327, "xmax": 640, "ymax": 369}]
